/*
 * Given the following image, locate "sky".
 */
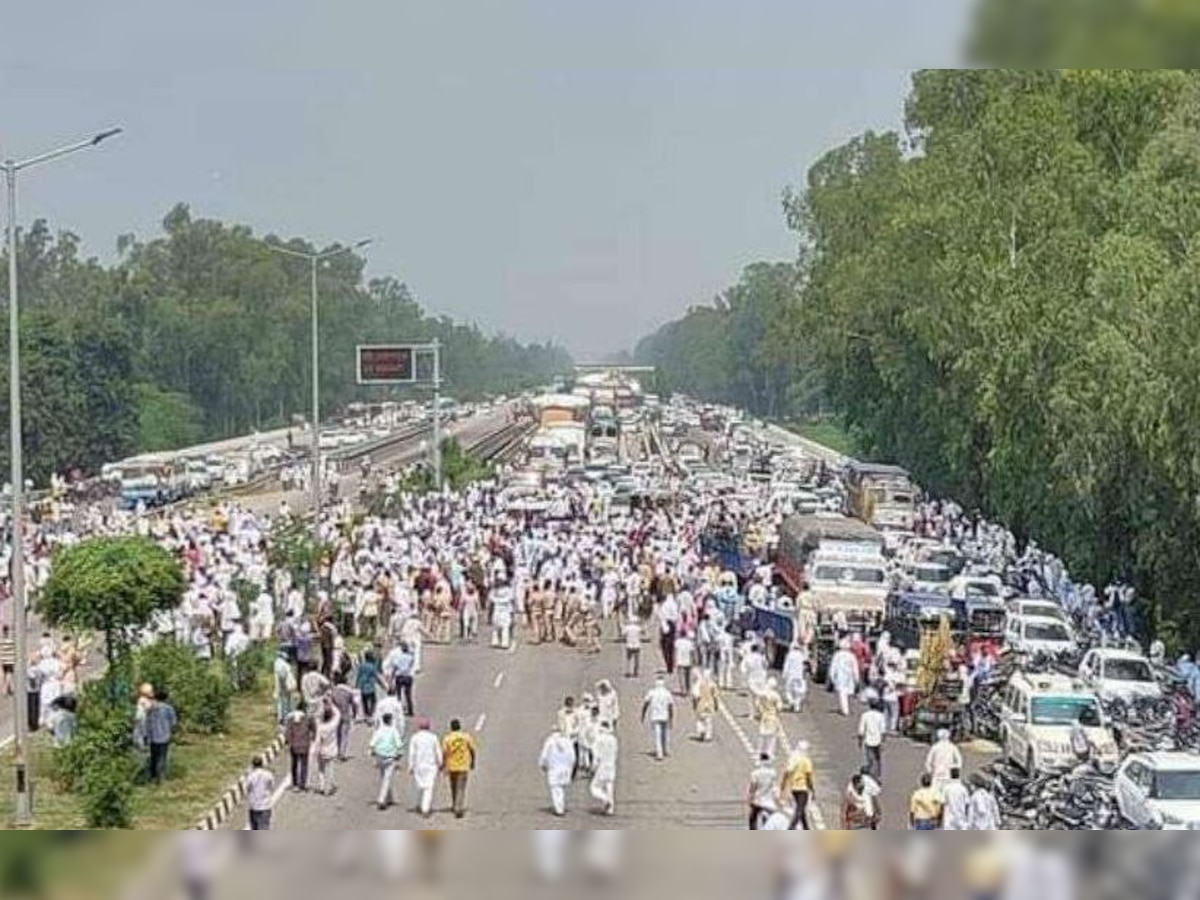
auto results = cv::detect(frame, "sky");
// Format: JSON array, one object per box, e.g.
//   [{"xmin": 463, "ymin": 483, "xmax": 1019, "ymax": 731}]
[{"xmin": 1, "ymin": 1, "xmax": 970, "ymax": 358}]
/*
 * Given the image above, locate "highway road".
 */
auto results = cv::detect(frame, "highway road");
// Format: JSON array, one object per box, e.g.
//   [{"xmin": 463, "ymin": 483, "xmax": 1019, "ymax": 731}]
[{"xmin": 219, "ymin": 624, "xmax": 991, "ymax": 832}]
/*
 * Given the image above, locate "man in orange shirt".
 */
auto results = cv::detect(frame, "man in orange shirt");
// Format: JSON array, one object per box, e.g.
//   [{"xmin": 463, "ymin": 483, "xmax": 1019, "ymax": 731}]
[{"xmin": 441, "ymin": 719, "xmax": 477, "ymax": 819}]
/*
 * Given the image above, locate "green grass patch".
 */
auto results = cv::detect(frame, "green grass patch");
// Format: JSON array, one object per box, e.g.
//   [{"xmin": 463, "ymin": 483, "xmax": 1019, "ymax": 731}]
[
  {"xmin": 786, "ymin": 420, "xmax": 858, "ymax": 457},
  {"xmin": 1, "ymin": 683, "xmax": 277, "ymax": 830}
]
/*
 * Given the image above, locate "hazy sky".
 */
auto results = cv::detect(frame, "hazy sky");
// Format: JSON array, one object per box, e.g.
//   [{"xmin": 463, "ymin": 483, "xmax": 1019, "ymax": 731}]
[{"xmin": 2, "ymin": 1, "xmax": 969, "ymax": 358}]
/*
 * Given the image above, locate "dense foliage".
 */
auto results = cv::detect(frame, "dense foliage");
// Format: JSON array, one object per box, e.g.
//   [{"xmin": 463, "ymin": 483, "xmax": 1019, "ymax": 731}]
[
  {"xmin": 0, "ymin": 205, "xmax": 572, "ymax": 482},
  {"xmin": 635, "ymin": 262, "xmax": 821, "ymax": 419},
  {"xmin": 638, "ymin": 70, "xmax": 1200, "ymax": 649},
  {"xmin": 40, "ymin": 536, "xmax": 186, "ymax": 667}
]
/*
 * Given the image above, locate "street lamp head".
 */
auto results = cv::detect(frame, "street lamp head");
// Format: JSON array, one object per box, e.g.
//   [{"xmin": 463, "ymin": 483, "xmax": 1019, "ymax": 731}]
[
  {"xmin": 91, "ymin": 127, "xmax": 124, "ymax": 146},
  {"xmin": 353, "ymin": 238, "xmax": 373, "ymax": 251}
]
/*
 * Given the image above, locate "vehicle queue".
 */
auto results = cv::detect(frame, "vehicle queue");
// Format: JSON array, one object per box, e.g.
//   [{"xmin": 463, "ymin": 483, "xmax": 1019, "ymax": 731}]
[{"xmin": 673, "ymin": 400, "xmax": 1200, "ymax": 829}]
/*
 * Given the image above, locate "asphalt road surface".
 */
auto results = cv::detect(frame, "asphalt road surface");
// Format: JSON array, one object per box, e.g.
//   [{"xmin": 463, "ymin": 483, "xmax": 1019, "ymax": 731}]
[{"xmin": 224, "ymin": 624, "xmax": 994, "ymax": 831}]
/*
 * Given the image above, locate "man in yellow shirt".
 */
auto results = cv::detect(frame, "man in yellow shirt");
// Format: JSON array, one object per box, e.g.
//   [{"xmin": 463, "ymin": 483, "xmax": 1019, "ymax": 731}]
[
  {"xmin": 780, "ymin": 741, "xmax": 816, "ymax": 830},
  {"xmin": 441, "ymin": 719, "xmax": 477, "ymax": 819},
  {"xmin": 909, "ymin": 773, "xmax": 942, "ymax": 830}
]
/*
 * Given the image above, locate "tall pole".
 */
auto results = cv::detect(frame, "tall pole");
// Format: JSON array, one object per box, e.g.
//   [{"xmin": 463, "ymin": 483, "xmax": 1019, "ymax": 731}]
[
  {"xmin": 3, "ymin": 129, "xmax": 121, "ymax": 827},
  {"xmin": 431, "ymin": 339, "xmax": 442, "ymax": 491},
  {"xmin": 309, "ymin": 256, "xmax": 321, "ymax": 552},
  {"xmin": 5, "ymin": 161, "xmax": 30, "ymax": 828}
]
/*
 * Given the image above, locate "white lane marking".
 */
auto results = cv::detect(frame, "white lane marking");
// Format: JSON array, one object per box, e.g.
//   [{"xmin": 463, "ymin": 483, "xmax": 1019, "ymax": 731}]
[
  {"xmin": 474, "ymin": 713, "xmax": 487, "ymax": 732},
  {"xmin": 493, "ymin": 671, "xmax": 505, "ymax": 689},
  {"xmin": 717, "ymin": 693, "xmax": 826, "ymax": 830}
]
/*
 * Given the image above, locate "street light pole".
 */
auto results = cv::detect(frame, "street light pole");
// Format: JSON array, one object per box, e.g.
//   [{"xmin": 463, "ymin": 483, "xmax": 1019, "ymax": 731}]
[
  {"xmin": 265, "ymin": 238, "xmax": 371, "ymax": 554},
  {"xmin": 4, "ymin": 127, "xmax": 122, "ymax": 827},
  {"xmin": 309, "ymin": 256, "xmax": 320, "ymax": 548},
  {"xmin": 431, "ymin": 339, "xmax": 442, "ymax": 491}
]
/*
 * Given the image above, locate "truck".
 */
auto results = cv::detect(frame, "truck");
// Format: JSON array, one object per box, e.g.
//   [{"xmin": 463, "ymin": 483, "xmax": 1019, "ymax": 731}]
[
  {"xmin": 845, "ymin": 462, "xmax": 917, "ymax": 529},
  {"xmin": 773, "ymin": 515, "xmax": 890, "ymax": 679}
]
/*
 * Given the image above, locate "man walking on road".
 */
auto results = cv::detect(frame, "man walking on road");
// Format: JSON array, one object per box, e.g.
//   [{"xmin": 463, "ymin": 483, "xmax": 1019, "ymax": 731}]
[
  {"xmin": 408, "ymin": 718, "xmax": 442, "ymax": 817},
  {"xmin": 857, "ymin": 699, "xmax": 887, "ymax": 781},
  {"xmin": 641, "ymin": 675, "xmax": 675, "ymax": 761},
  {"xmin": 539, "ymin": 722, "xmax": 577, "ymax": 816},
  {"xmin": 589, "ymin": 720, "xmax": 618, "ymax": 816},
  {"xmin": 657, "ymin": 594, "xmax": 679, "ymax": 674},
  {"xmin": 782, "ymin": 741, "xmax": 815, "ymax": 830},
  {"xmin": 385, "ymin": 642, "xmax": 416, "ymax": 718},
  {"xmin": 746, "ymin": 753, "xmax": 778, "ymax": 830},
  {"xmin": 622, "ymin": 614, "xmax": 643, "ymax": 678},
  {"xmin": 284, "ymin": 704, "xmax": 315, "ymax": 792},
  {"xmin": 441, "ymin": 719, "xmax": 477, "ymax": 819},
  {"xmin": 369, "ymin": 712, "xmax": 404, "ymax": 811},
  {"xmin": 244, "ymin": 755, "xmax": 275, "ymax": 830}
]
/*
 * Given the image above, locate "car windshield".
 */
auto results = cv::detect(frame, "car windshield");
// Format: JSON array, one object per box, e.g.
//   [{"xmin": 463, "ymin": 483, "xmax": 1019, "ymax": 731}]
[
  {"xmin": 813, "ymin": 566, "xmax": 887, "ymax": 585},
  {"xmin": 914, "ymin": 567, "xmax": 951, "ymax": 583},
  {"xmin": 1103, "ymin": 659, "xmax": 1154, "ymax": 682},
  {"xmin": 1024, "ymin": 604, "xmax": 1066, "ymax": 621},
  {"xmin": 965, "ymin": 582, "xmax": 999, "ymax": 596},
  {"xmin": 1025, "ymin": 622, "xmax": 1071, "ymax": 643},
  {"xmin": 1153, "ymin": 771, "xmax": 1200, "ymax": 801},
  {"xmin": 1031, "ymin": 696, "xmax": 1100, "ymax": 726}
]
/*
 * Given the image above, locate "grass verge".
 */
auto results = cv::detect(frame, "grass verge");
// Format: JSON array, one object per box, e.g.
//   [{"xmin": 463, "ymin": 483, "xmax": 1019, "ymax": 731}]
[
  {"xmin": 786, "ymin": 420, "xmax": 858, "ymax": 457},
  {"xmin": 0, "ymin": 683, "xmax": 277, "ymax": 830}
]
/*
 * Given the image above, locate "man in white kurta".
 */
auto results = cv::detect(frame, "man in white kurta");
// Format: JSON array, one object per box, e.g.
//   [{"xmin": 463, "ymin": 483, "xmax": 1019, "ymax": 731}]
[
  {"xmin": 539, "ymin": 725, "xmax": 577, "ymax": 816},
  {"xmin": 924, "ymin": 729, "xmax": 963, "ymax": 797},
  {"xmin": 589, "ymin": 721, "xmax": 619, "ymax": 815},
  {"xmin": 827, "ymin": 640, "xmax": 859, "ymax": 717},
  {"xmin": 781, "ymin": 643, "xmax": 809, "ymax": 712},
  {"xmin": 407, "ymin": 718, "xmax": 443, "ymax": 817}
]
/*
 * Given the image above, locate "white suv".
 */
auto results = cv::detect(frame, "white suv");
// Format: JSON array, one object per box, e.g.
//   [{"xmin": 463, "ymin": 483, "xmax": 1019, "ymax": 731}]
[
  {"xmin": 1079, "ymin": 648, "xmax": 1163, "ymax": 703},
  {"xmin": 1000, "ymin": 672, "xmax": 1119, "ymax": 773},
  {"xmin": 1115, "ymin": 752, "xmax": 1200, "ymax": 830}
]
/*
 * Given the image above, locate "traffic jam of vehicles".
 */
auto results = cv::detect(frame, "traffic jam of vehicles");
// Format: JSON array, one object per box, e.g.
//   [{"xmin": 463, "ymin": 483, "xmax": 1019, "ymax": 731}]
[
  {"xmin": 651, "ymin": 400, "xmax": 1200, "ymax": 830},
  {"xmin": 82, "ymin": 397, "xmax": 487, "ymax": 514}
]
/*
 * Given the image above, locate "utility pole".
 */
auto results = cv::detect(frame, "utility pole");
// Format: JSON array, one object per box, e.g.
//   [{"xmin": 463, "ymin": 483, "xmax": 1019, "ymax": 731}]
[
  {"xmin": 5, "ymin": 127, "xmax": 123, "ymax": 827},
  {"xmin": 431, "ymin": 339, "xmax": 442, "ymax": 491}
]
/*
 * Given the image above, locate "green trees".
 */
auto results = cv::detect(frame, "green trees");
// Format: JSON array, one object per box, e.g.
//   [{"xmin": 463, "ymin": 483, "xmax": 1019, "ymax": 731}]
[
  {"xmin": 40, "ymin": 536, "xmax": 185, "ymax": 670},
  {"xmin": 0, "ymin": 205, "xmax": 572, "ymax": 484},
  {"xmin": 635, "ymin": 262, "xmax": 810, "ymax": 418},
  {"xmin": 638, "ymin": 70, "xmax": 1200, "ymax": 649}
]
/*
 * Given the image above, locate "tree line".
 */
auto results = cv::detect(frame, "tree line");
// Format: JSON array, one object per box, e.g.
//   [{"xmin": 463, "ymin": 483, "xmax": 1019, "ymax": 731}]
[
  {"xmin": 0, "ymin": 203, "xmax": 572, "ymax": 483},
  {"xmin": 637, "ymin": 70, "xmax": 1200, "ymax": 649}
]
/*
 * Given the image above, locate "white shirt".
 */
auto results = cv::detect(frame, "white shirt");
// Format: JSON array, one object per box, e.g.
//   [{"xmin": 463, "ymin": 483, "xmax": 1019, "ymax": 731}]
[
  {"xmin": 749, "ymin": 765, "xmax": 778, "ymax": 808},
  {"xmin": 857, "ymin": 709, "xmax": 887, "ymax": 748},
  {"xmin": 407, "ymin": 730, "xmax": 443, "ymax": 775},
  {"xmin": 643, "ymin": 685, "xmax": 674, "ymax": 722},
  {"xmin": 244, "ymin": 768, "xmax": 275, "ymax": 812},
  {"xmin": 942, "ymin": 779, "xmax": 970, "ymax": 830},
  {"xmin": 675, "ymin": 636, "xmax": 695, "ymax": 667},
  {"xmin": 539, "ymin": 732, "xmax": 577, "ymax": 786},
  {"xmin": 622, "ymin": 622, "xmax": 643, "ymax": 650},
  {"xmin": 591, "ymin": 730, "xmax": 619, "ymax": 780}
]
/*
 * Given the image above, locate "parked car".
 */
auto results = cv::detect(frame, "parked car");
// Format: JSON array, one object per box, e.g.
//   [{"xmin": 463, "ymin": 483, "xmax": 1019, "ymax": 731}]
[
  {"xmin": 1000, "ymin": 671, "xmax": 1119, "ymax": 773},
  {"xmin": 1078, "ymin": 648, "xmax": 1163, "ymax": 703},
  {"xmin": 1115, "ymin": 752, "xmax": 1200, "ymax": 830}
]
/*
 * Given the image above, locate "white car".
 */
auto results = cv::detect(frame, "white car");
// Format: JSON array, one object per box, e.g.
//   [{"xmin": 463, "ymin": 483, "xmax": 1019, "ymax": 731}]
[
  {"xmin": 905, "ymin": 562, "xmax": 953, "ymax": 594},
  {"xmin": 1079, "ymin": 648, "xmax": 1163, "ymax": 703},
  {"xmin": 1006, "ymin": 597, "xmax": 1071, "ymax": 625},
  {"xmin": 1116, "ymin": 752, "xmax": 1200, "ymax": 830},
  {"xmin": 1000, "ymin": 672, "xmax": 1119, "ymax": 773},
  {"xmin": 1005, "ymin": 614, "xmax": 1078, "ymax": 656}
]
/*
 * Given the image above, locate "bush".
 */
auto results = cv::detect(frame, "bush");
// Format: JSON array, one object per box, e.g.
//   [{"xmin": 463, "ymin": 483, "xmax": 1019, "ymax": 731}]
[
  {"xmin": 226, "ymin": 643, "xmax": 269, "ymax": 694},
  {"xmin": 135, "ymin": 641, "xmax": 233, "ymax": 735},
  {"xmin": 79, "ymin": 752, "xmax": 140, "ymax": 829},
  {"xmin": 53, "ymin": 677, "xmax": 140, "ymax": 828}
]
